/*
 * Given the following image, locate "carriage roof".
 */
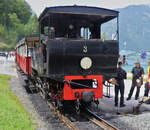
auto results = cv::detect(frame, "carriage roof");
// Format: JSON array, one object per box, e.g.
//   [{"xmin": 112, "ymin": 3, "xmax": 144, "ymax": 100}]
[{"xmin": 16, "ymin": 35, "xmax": 39, "ymax": 48}]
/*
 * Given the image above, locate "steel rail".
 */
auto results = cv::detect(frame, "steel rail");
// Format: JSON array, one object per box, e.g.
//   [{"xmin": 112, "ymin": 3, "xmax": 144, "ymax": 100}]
[
  {"xmin": 39, "ymin": 92, "xmax": 79, "ymax": 130},
  {"xmin": 84, "ymin": 108, "xmax": 119, "ymax": 130}
]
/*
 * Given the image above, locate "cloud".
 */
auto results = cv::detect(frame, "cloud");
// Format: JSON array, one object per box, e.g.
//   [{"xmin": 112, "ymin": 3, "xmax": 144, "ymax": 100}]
[{"xmin": 26, "ymin": 0, "xmax": 150, "ymax": 16}]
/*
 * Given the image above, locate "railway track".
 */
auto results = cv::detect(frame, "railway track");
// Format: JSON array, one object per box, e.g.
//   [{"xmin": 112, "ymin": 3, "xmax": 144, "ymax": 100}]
[
  {"xmin": 45, "ymin": 97, "xmax": 118, "ymax": 130},
  {"xmin": 39, "ymin": 91, "xmax": 79, "ymax": 130},
  {"xmin": 22, "ymin": 73, "xmax": 118, "ymax": 130},
  {"xmin": 38, "ymin": 86, "xmax": 118, "ymax": 130},
  {"xmin": 47, "ymin": 101, "xmax": 79, "ymax": 130},
  {"xmin": 83, "ymin": 108, "xmax": 119, "ymax": 130}
]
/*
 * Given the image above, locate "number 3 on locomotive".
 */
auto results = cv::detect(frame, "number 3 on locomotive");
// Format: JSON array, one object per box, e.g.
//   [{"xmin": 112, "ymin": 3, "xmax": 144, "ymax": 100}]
[{"xmin": 83, "ymin": 45, "xmax": 88, "ymax": 53}]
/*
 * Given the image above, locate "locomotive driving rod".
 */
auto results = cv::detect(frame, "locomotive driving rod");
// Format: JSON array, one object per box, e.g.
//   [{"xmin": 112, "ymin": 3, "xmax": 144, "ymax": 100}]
[{"xmin": 63, "ymin": 80, "xmax": 91, "ymax": 88}]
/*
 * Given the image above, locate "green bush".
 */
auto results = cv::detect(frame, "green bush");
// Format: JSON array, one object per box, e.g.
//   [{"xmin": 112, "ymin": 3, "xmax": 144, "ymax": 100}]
[{"xmin": 0, "ymin": 0, "xmax": 39, "ymax": 51}]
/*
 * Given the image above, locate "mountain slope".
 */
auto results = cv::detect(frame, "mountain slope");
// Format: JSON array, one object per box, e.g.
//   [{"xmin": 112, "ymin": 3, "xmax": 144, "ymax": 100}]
[
  {"xmin": 103, "ymin": 5, "xmax": 150, "ymax": 51},
  {"xmin": 119, "ymin": 5, "xmax": 150, "ymax": 50}
]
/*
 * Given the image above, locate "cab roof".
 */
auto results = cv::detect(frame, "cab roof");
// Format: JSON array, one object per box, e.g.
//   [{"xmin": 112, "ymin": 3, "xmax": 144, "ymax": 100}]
[{"xmin": 38, "ymin": 5, "xmax": 119, "ymax": 24}]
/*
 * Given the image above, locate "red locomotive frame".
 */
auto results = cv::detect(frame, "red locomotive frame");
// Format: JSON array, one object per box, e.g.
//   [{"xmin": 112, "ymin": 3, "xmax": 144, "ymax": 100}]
[{"xmin": 63, "ymin": 75, "xmax": 103, "ymax": 100}]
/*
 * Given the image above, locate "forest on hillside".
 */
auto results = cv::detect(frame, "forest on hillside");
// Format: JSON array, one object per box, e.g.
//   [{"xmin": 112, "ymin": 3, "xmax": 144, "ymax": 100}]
[{"xmin": 0, "ymin": 0, "xmax": 39, "ymax": 51}]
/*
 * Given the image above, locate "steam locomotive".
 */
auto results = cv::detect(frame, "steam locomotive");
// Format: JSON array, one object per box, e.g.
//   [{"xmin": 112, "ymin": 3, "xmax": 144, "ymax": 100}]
[{"xmin": 16, "ymin": 6, "xmax": 119, "ymax": 112}]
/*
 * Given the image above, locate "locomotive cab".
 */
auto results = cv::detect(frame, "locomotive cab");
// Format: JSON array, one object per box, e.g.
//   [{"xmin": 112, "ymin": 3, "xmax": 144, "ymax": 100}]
[{"xmin": 36, "ymin": 6, "xmax": 119, "ymax": 80}]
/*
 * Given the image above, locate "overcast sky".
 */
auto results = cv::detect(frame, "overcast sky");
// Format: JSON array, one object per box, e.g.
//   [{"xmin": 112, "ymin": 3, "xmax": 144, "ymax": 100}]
[{"xmin": 26, "ymin": 0, "xmax": 150, "ymax": 16}]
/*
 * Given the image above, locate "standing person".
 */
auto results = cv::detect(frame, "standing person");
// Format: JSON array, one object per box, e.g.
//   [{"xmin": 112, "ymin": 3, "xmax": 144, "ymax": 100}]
[
  {"xmin": 127, "ymin": 61, "xmax": 144, "ymax": 100},
  {"xmin": 115, "ymin": 62, "xmax": 127, "ymax": 107},
  {"xmin": 5, "ymin": 52, "xmax": 8, "ymax": 60},
  {"xmin": 144, "ymin": 60, "xmax": 150, "ymax": 97}
]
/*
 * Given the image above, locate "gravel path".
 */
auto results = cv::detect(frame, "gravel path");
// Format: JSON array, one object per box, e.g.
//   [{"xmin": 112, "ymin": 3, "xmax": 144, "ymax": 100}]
[
  {"xmin": 109, "ymin": 112, "xmax": 150, "ymax": 130},
  {"xmin": 100, "ymin": 79, "xmax": 150, "ymax": 130},
  {"xmin": 98, "ymin": 97, "xmax": 150, "ymax": 130},
  {"xmin": 0, "ymin": 56, "xmax": 17, "ymax": 76}
]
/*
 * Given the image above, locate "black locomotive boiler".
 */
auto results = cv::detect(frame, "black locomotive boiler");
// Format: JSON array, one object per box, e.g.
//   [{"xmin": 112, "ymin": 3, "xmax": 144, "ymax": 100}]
[{"xmin": 23, "ymin": 6, "xmax": 119, "ymax": 111}]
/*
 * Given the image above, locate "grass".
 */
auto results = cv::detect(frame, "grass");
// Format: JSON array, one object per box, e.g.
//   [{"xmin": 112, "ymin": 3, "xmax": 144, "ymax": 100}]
[{"xmin": 0, "ymin": 74, "xmax": 35, "ymax": 130}]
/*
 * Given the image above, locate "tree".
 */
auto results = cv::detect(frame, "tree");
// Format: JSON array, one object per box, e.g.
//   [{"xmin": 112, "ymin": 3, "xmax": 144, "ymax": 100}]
[
  {"xmin": 0, "ymin": 0, "xmax": 14, "ymax": 26},
  {"xmin": 24, "ymin": 14, "xmax": 39, "ymax": 36},
  {"xmin": 13, "ymin": 0, "xmax": 32, "ymax": 24},
  {"xmin": 0, "ymin": 0, "xmax": 38, "ymax": 51},
  {"xmin": 0, "ymin": 0, "xmax": 32, "ymax": 27},
  {"xmin": 8, "ymin": 13, "xmax": 22, "ymax": 28},
  {"xmin": 0, "ymin": 24, "xmax": 5, "ymax": 37}
]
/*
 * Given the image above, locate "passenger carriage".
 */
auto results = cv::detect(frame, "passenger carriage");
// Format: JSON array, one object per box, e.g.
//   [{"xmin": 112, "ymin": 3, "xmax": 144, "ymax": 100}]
[{"xmin": 16, "ymin": 36, "xmax": 39, "ymax": 76}]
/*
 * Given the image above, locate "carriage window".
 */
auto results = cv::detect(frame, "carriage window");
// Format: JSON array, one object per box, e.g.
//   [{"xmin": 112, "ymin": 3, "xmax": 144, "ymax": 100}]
[
  {"xmin": 28, "ymin": 48, "xmax": 32, "ymax": 57},
  {"xmin": 44, "ymin": 26, "xmax": 49, "ymax": 35},
  {"xmin": 19, "ymin": 45, "xmax": 27, "ymax": 57}
]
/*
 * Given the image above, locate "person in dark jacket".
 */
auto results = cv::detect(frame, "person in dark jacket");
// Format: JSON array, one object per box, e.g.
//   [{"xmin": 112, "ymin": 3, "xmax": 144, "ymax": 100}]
[
  {"xmin": 115, "ymin": 62, "xmax": 127, "ymax": 107},
  {"xmin": 127, "ymin": 61, "xmax": 144, "ymax": 100}
]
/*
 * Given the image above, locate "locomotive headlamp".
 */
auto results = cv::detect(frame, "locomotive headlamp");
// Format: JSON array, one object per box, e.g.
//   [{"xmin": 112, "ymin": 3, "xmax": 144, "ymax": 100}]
[{"xmin": 80, "ymin": 57, "xmax": 92, "ymax": 70}]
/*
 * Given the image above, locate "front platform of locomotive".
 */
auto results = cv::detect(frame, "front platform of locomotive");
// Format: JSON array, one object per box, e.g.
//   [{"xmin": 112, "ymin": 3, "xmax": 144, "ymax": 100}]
[{"xmin": 38, "ymin": 6, "xmax": 119, "ymax": 104}]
